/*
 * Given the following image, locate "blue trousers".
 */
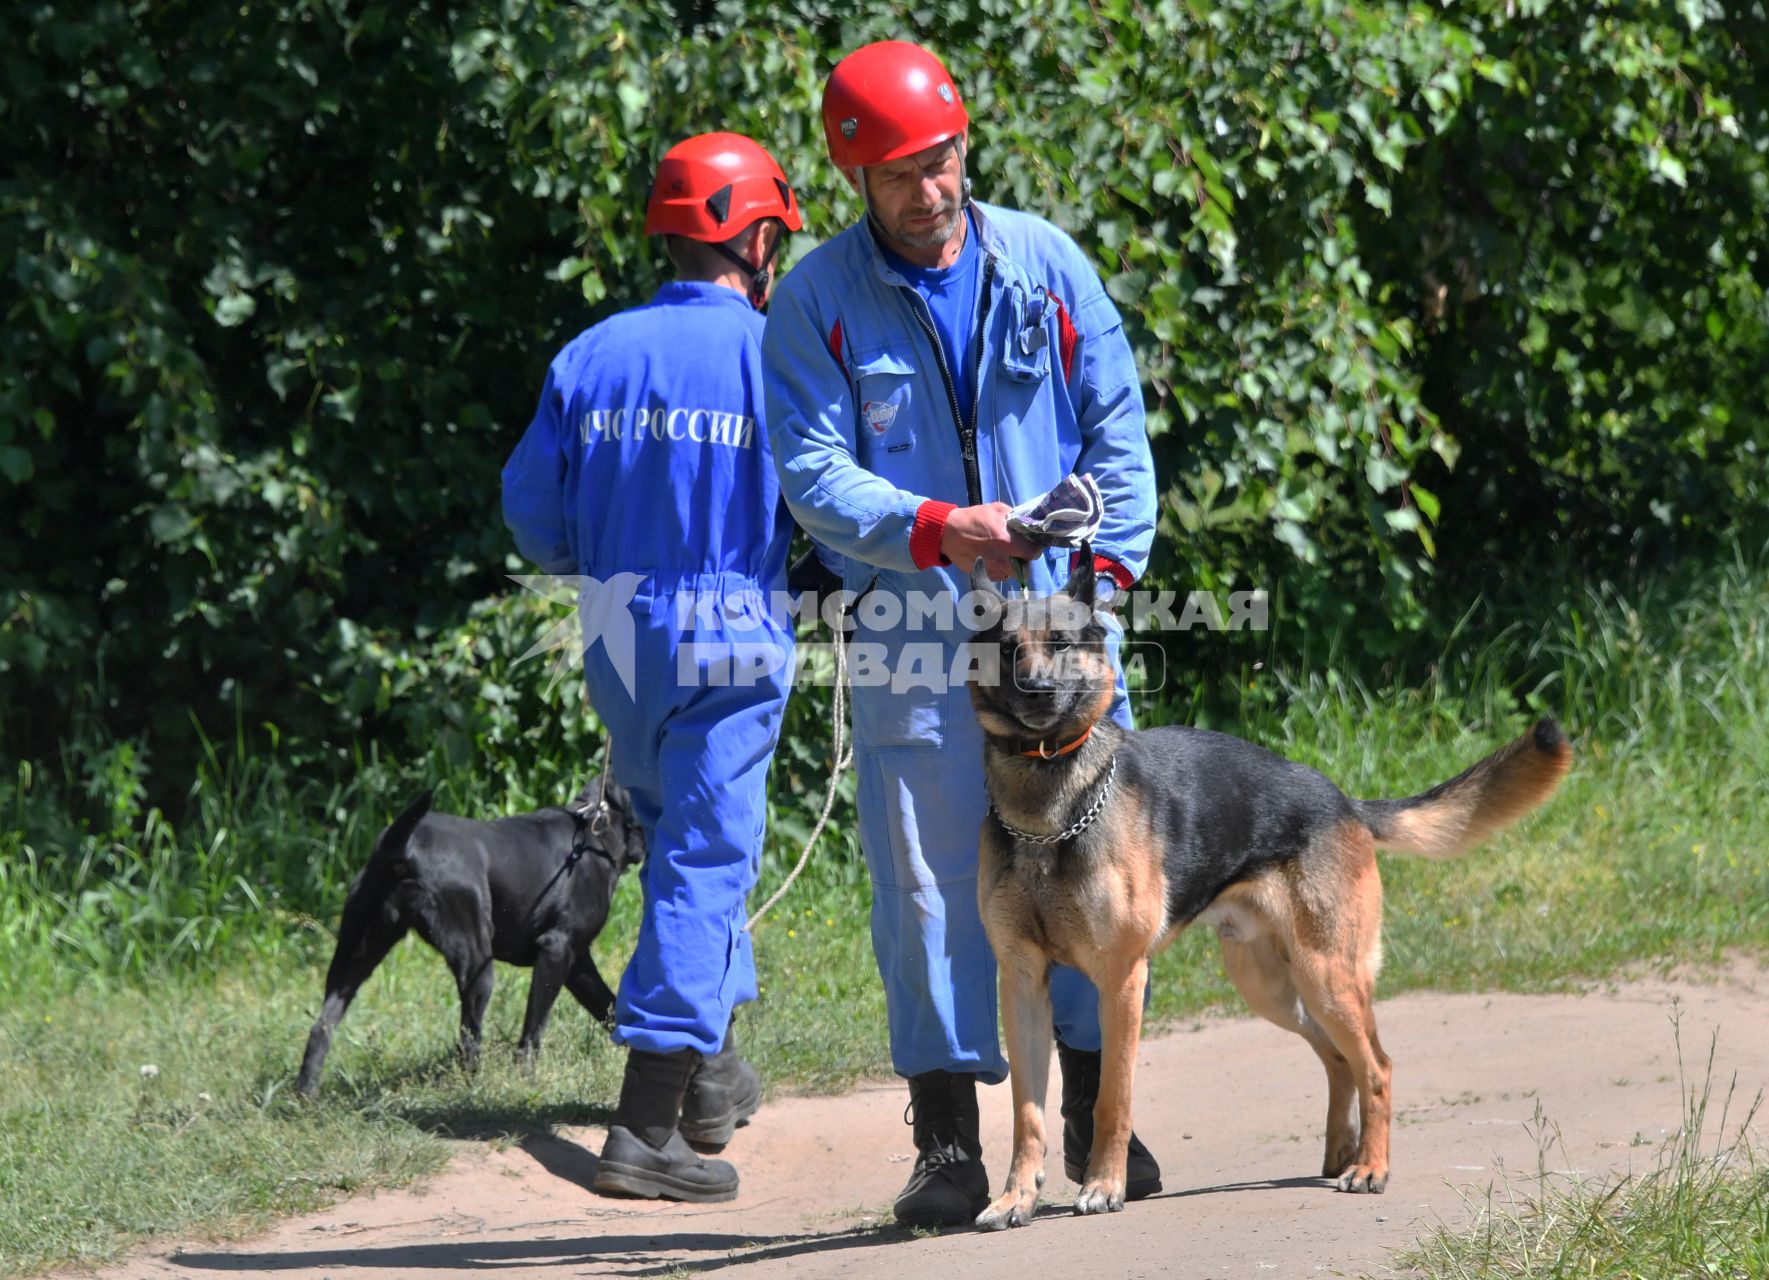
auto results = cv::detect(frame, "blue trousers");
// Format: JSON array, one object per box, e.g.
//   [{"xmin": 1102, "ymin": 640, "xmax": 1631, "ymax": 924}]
[{"xmin": 581, "ymin": 572, "xmax": 792, "ymax": 1057}]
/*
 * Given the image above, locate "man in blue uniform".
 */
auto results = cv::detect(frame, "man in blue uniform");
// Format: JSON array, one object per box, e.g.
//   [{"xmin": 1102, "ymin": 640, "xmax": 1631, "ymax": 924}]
[
  {"xmin": 762, "ymin": 43, "xmax": 1161, "ymax": 1226},
  {"xmin": 502, "ymin": 133, "xmax": 802, "ymax": 1204}
]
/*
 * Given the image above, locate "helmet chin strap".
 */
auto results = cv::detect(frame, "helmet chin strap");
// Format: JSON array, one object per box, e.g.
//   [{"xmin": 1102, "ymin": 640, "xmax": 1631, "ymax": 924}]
[
  {"xmin": 856, "ymin": 166, "xmax": 886, "ymax": 238},
  {"xmin": 710, "ymin": 225, "xmax": 782, "ymax": 311}
]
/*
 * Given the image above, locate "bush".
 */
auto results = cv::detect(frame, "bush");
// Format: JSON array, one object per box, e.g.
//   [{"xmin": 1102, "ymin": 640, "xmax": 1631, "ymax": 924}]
[{"xmin": 3, "ymin": 0, "xmax": 1763, "ymax": 806}]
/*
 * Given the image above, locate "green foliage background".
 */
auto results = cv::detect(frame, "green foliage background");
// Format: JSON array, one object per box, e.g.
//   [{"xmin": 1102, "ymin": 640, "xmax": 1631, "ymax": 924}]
[{"xmin": 2, "ymin": 0, "xmax": 1765, "ymax": 888}]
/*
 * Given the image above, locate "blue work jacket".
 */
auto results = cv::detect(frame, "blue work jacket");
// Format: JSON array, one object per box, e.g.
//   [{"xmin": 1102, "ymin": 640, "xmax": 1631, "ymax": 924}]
[
  {"xmin": 503, "ymin": 280, "xmax": 791, "ymax": 592},
  {"xmin": 761, "ymin": 200, "xmax": 1155, "ymax": 592}
]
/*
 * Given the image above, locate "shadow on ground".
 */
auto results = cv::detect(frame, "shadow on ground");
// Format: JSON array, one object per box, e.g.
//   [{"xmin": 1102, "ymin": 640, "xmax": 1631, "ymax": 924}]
[
  {"xmin": 273, "ymin": 1049, "xmax": 619, "ymax": 1140},
  {"xmin": 166, "ymin": 1164, "xmax": 1340, "ymax": 1276},
  {"xmin": 169, "ymin": 1223, "xmax": 913, "ymax": 1275}
]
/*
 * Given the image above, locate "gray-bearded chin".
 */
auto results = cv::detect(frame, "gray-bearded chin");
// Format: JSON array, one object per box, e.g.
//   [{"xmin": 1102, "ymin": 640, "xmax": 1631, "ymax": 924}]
[{"xmin": 893, "ymin": 207, "xmax": 961, "ymax": 248}]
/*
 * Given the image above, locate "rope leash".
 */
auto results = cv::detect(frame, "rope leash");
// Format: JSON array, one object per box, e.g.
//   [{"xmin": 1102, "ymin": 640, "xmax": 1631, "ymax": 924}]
[
  {"xmin": 567, "ymin": 705, "xmax": 616, "ymax": 837},
  {"xmin": 744, "ymin": 622, "xmax": 852, "ymax": 932}
]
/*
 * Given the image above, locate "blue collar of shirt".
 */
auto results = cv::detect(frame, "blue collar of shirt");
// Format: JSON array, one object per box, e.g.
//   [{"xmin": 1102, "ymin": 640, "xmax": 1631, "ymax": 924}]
[{"xmin": 650, "ymin": 279, "xmax": 755, "ymax": 308}]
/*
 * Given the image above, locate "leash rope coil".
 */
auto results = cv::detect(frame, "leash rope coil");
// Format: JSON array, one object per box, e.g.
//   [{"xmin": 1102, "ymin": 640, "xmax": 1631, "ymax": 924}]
[
  {"xmin": 990, "ymin": 755, "xmax": 1118, "ymax": 845},
  {"xmin": 744, "ymin": 621, "xmax": 852, "ymax": 932}
]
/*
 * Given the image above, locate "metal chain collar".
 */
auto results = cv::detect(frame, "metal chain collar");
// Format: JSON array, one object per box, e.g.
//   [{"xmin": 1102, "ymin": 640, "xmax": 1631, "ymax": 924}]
[{"xmin": 990, "ymin": 756, "xmax": 1118, "ymax": 846}]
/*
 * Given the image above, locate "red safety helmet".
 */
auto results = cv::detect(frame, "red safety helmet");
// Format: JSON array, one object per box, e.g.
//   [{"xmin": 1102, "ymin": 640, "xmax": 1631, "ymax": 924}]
[
  {"xmin": 644, "ymin": 132, "xmax": 802, "ymax": 241},
  {"xmin": 822, "ymin": 41, "xmax": 969, "ymax": 170}
]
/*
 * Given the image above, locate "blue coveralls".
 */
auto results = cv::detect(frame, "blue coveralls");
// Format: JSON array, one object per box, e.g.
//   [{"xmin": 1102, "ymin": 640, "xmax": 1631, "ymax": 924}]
[
  {"xmin": 503, "ymin": 279, "xmax": 794, "ymax": 1058},
  {"xmin": 761, "ymin": 202, "xmax": 1157, "ymax": 1082}
]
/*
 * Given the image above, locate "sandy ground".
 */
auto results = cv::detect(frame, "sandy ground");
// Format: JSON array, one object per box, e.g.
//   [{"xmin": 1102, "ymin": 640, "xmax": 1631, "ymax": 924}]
[{"xmin": 79, "ymin": 963, "xmax": 1768, "ymax": 1280}]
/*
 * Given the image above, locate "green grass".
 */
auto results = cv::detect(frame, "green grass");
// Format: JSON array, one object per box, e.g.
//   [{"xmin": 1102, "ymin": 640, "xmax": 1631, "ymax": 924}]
[
  {"xmin": 3, "ymin": 547, "xmax": 1768, "ymax": 1275},
  {"xmin": 1146, "ymin": 546, "xmax": 1769, "ymax": 1023},
  {"xmin": 1394, "ymin": 1022, "xmax": 1769, "ymax": 1279},
  {"xmin": 0, "ymin": 892, "xmax": 890, "ymax": 1276},
  {"xmin": 1, "ymin": 960, "xmax": 447, "ymax": 1274}
]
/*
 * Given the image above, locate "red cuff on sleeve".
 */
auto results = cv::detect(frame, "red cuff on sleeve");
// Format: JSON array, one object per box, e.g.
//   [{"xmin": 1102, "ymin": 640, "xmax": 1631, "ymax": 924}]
[
  {"xmin": 1070, "ymin": 550, "xmax": 1135, "ymax": 591},
  {"xmin": 910, "ymin": 500, "xmax": 957, "ymax": 570}
]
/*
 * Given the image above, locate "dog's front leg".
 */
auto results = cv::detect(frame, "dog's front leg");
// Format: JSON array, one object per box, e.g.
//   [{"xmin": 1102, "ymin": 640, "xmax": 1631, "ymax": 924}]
[
  {"xmin": 1075, "ymin": 953, "xmax": 1148, "ymax": 1215},
  {"xmin": 978, "ymin": 950, "xmax": 1053, "ymax": 1231},
  {"xmin": 565, "ymin": 952, "xmax": 617, "ymax": 1026},
  {"xmin": 517, "ymin": 933, "xmax": 572, "ymax": 1063}
]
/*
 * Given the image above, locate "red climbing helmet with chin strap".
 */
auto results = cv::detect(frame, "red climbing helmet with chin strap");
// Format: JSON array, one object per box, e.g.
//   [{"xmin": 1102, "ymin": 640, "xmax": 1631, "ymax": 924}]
[
  {"xmin": 821, "ymin": 40, "xmax": 969, "ymax": 170},
  {"xmin": 645, "ymin": 132, "xmax": 802, "ymax": 240},
  {"xmin": 645, "ymin": 132, "xmax": 802, "ymax": 308}
]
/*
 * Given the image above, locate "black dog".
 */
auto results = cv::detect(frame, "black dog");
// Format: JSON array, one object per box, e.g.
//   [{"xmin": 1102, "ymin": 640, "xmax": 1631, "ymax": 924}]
[{"xmin": 296, "ymin": 778, "xmax": 645, "ymax": 1094}]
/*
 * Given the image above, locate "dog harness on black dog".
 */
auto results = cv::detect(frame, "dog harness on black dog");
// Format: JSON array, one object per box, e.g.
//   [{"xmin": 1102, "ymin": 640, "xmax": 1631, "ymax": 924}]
[
  {"xmin": 564, "ymin": 800, "xmax": 627, "ymax": 870},
  {"xmin": 563, "ymin": 819, "xmax": 594, "ymax": 871}
]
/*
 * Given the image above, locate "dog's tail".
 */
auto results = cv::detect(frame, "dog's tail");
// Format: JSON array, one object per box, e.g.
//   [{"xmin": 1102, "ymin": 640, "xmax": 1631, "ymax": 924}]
[
  {"xmin": 365, "ymin": 788, "xmax": 433, "ymax": 877},
  {"xmin": 1356, "ymin": 718, "xmax": 1572, "ymax": 860}
]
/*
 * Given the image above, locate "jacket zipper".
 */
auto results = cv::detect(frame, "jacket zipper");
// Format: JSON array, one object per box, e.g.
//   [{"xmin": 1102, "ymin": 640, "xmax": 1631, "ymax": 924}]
[
  {"xmin": 968, "ymin": 257, "xmax": 997, "ymax": 500},
  {"xmin": 902, "ymin": 255, "xmax": 996, "ymax": 507}
]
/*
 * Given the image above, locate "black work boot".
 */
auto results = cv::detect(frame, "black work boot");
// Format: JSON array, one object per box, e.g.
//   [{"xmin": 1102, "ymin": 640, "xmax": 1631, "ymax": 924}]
[
  {"xmin": 593, "ymin": 1048, "xmax": 739, "ymax": 1203},
  {"xmin": 1056, "ymin": 1040, "xmax": 1163, "ymax": 1199},
  {"xmin": 893, "ymin": 1070, "xmax": 990, "ymax": 1227},
  {"xmin": 680, "ymin": 1026, "xmax": 762, "ymax": 1152}
]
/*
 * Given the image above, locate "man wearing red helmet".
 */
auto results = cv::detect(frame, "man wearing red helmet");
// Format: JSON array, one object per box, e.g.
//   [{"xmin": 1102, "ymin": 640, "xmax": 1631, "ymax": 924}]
[
  {"xmin": 503, "ymin": 132, "xmax": 802, "ymax": 1203},
  {"xmin": 762, "ymin": 43, "xmax": 1160, "ymax": 1226}
]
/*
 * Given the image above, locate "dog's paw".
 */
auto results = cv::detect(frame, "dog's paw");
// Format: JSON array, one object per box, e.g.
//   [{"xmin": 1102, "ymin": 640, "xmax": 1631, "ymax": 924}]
[
  {"xmin": 1073, "ymin": 1179, "xmax": 1126, "ymax": 1215},
  {"xmin": 1334, "ymin": 1164, "xmax": 1389, "ymax": 1194},
  {"xmin": 1321, "ymin": 1144, "xmax": 1359, "ymax": 1180},
  {"xmin": 976, "ymin": 1186, "xmax": 1039, "ymax": 1231}
]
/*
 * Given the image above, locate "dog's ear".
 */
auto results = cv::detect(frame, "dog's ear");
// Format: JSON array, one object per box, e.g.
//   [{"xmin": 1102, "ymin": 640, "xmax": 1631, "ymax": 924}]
[
  {"xmin": 967, "ymin": 558, "xmax": 1007, "ymax": 636},
  {"xmin": 1064, "ymin": 542, "xmax": 1097, "ymax": 605},
  {"xmin": 617, "ymin": 799, "xmax": 646, "ymax": 870},
  {"xmin": 970, "ymin": 557, "xmax": 998, "ymax": 602}
]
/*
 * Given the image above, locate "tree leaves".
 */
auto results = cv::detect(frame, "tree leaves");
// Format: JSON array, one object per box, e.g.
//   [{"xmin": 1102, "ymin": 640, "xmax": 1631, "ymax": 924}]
[{"xmin": 3, "ymin": 0, "xmax": 1763, "ymax": 785}]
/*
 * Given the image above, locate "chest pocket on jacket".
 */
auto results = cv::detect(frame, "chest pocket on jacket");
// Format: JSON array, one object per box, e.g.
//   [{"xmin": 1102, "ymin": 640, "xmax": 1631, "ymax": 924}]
[
  {"xmin": 851, "ymin": 346, "xmax": 918, "ymax": 462},
  {"xmin": 999, "ymin": 283, "xmax": 1052, "ymax": 384}
]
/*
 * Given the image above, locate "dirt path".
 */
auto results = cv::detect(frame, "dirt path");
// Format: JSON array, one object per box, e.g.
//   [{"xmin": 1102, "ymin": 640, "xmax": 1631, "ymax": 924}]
[{"xmin": 85, "ymin": 964, "xmax": 1768, "ymax": 1280}]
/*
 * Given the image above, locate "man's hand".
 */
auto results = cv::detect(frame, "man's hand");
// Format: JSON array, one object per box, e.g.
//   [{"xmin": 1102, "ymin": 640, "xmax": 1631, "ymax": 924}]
[{"xmin": 939, "ymin": 503, "xmax": 1039, "ymax": 580}]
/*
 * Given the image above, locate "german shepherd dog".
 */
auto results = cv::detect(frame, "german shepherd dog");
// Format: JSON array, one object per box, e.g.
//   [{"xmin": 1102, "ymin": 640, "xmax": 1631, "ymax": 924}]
[
  {"xmin": 964, "ymin": 551, "xmax": 1571, "ymax": 1228},
  {"xmin": 295, "ymin": 779, "xmax": 645, "ymax": 1095}
]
